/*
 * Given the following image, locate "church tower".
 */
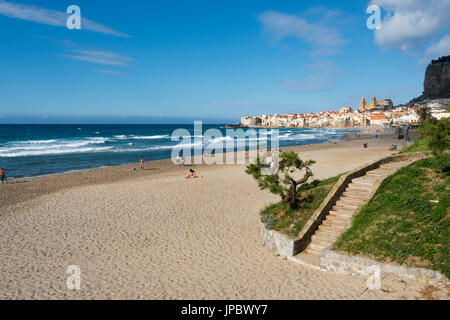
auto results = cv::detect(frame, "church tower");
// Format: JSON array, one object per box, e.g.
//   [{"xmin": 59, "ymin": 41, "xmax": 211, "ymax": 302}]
[
  {"xmin": 369, "ymin": 96, "xmax": 377, "ymax": 109},
  {"xmin": 360, "ymin": 97, "xmax": 367, "ymax": 111}
]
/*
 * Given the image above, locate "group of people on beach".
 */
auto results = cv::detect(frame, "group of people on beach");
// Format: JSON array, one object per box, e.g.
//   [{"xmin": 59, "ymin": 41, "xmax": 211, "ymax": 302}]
[{"xmin": 0, "ymin": 168, "xmax": 7, "ymax": 184}]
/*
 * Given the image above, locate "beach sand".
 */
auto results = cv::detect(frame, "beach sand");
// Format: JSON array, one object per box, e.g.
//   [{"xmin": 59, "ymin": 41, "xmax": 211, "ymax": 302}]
[{"xmin": 0, "ymin": 136, "xmax": 447, "ymax": 300}]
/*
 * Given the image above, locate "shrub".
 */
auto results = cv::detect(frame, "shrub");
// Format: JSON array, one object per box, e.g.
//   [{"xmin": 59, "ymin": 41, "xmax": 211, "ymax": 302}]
[
  {"xmin": 246, "ymin": 151, "xmax": 315, "ymax": 208},
  {"xmin": 260, "ymin": 215, "xmax": 276, "ymax": 230},
  {"xmin": 418, "ymin": 118, "xmax": 450, "ymax": 155}
]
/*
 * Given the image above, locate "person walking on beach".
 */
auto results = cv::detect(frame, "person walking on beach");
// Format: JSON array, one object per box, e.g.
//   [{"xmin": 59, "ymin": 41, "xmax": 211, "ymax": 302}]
[
  {"xmin": 140, "ymin": 157, "xmax": 144, "ymax": 170},
  {"xmin": 0, "ymin": 168, "xmax": 7, "ymax": 184}
]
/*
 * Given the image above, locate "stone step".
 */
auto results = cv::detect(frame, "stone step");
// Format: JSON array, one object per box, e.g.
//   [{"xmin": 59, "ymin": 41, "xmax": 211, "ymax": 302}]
[
  {"xmin": 346, "ymin": 184, "xmax": 369, "ymax": 190},
  {"xmin": 294, "ymin": 252, "xmax": 321, "ymax": 266},
  {"xmin": 330, "ymin": 205, "xmax": 355, "ymax": 213},
  {"xmin": 380, "ymin": 162, "xmax": 408, "ymax": 170},
  {"xmin": 327, "ymin": 213, "xmax": 352, "ymax": 221},
  {"xmin": 352, "ymin": 177, "xmax": 377, "ymax": 186},
  {"xmin": 309, "ymin": 242, "xmax": 328, "ymax": 251},
  {"xmin": 366, "ymin": 171, "xmax": 383, "ymax": 177},
  {"xmin": 324, "ymin": 215, "xmax": 350, "ymax": 224},
  {"xmin": 333, "ymin": 204, "xmax": 359, "ymax": 212},
  {"xmin": 347, "ymin": 184, "xmax": 373, "ymax": 192},
  {"xmin": 339, "ymin": 196, "xmax": 364, "ymax": 204},
  {"xmin": 310, "ymin": 238, "xmax": 333, "ymax": 248},
  {"xmin": 366, "ymin": 169, "xmax": 394, "ymax": 178},
  {"xmin": 336, "ymin": 201, "xmax": 361, "ymax": 210},
  {"xmin": 305, "ymin": 247, "xmax": 322, "ymax": 256},
  {"xmin": 342, "ymin": 191, "xmax": 368, "ymax": 199},
  {"xmin": 322, "ymin": 218, "xmax": 348, "ymax": 228},
  {"xmin": 337, "ymin": 202, "xmax": 363, "ymax": 210},
  {"xmin": 373, "ymin": 168, "xmax": 394, "ymax": 174},
  {"xmin": 329, "ymin": 211, "xmax": 354, "ymax": 219},
  {"xmin": 318, "ymin": 225, "xmax": 346, "ymax": 234},
  {"xmin": 312, "ymin": 232, "xmax": 340, "ymax": 243}
]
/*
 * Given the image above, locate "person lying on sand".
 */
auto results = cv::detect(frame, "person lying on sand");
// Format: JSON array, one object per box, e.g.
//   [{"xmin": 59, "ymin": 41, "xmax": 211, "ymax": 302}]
[
  {"xmin": 0, "ymin": 168, "xmax": 7, "ymax": 184},
  {"xmin": 186, "ymin": 169, "xmax": 197, "ymax": 179},
  {"xmin": 186, "ymin": 169, "xmax": 200, "ymax": 179}
]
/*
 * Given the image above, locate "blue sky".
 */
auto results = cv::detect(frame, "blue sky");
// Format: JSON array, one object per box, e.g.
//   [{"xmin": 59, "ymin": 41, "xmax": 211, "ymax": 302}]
[{"xmin": 0, "ymin": 0, "xmax": 449, "ymax": 124}]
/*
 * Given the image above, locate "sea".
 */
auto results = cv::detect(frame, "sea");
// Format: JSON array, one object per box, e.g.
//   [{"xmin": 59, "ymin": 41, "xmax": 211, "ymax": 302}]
[{"xmin": 0, "ymin": 124, "xmax": 359, "ymax": 179}]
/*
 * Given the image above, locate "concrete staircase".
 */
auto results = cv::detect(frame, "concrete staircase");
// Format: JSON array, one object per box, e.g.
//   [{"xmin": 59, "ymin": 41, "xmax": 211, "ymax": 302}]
[{"xmin": 292, "ymin": 161, "xmax": 410, "ymax": 267}]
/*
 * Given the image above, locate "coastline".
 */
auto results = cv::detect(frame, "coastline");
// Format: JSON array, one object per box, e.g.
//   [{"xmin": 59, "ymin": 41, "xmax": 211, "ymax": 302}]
[
  {"xmin": 0, "ymin": 130, "xmax": 383, "ymax": 209},
  {"xmin": 1, "ymin": 124, "xmax": 369, "ymax": 181},
  {"xmin": 2, "ymin": 132, "xmax": 446, "ymax": 300}
]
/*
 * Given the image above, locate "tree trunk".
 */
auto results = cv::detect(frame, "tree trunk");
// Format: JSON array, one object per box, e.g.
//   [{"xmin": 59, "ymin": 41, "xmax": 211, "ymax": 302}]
[{"xmin": 283, "ymin": 181, "xmax": 297, "ymax": 207}]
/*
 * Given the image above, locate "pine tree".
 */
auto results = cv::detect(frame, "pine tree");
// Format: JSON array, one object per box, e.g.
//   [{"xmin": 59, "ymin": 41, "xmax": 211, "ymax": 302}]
[{"xmin": 246, "ymin": 151, "xmax": 315, "ymax": 208}]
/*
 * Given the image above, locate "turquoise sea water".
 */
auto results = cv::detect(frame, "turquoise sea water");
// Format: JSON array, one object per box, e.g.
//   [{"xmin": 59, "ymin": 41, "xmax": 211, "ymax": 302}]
[{"xmin": 0, "ymin": 124, "xmax": 358, "ymax": 179}]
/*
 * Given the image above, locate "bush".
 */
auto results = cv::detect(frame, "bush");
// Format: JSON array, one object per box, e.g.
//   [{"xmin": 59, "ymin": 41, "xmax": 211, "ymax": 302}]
[
  {"xmin": 417, "ymin": 154, "xmax": 450, "ymax": 173},
  {"xmin": 260, "ymin": 215, "xmax": 276, "ymax": 230},
  {"xmin": 418, "ymin": 118, "xmax": 450, "ymax": 155},
  {"xmin": 246, "ymin": 151, "xmax": 315, "ymax": 208},
  {"xmin": 438, "ymin": 156, "xmax": 450, "ymax": 173},
  {"xmin": 401, "ymin": 138, "xmax": 431, "ymax": 154}
]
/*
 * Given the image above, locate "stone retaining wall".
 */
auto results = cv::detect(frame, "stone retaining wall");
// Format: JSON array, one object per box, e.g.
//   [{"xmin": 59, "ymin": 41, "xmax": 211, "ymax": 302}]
[
  {"xmin": 320, "ymin": 249, "xmax": 449, "ymax": 285},
  {"xmin": 260, "ymin": 225, "xmax": 299, "ymax": 257}
]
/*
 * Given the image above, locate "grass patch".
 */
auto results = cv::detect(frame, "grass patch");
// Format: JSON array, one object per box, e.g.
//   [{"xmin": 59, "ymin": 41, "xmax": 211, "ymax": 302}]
[
  {"xmin": 260, "ymin": 175, "xmax": 341, "ymax": 238},
  {"xmin": 401, "ymin": 137, "xmax": 431, "ymax": 154},
  {"xmin": 334, "ymin": 155, "xmax": 450, "ymax": 278}
]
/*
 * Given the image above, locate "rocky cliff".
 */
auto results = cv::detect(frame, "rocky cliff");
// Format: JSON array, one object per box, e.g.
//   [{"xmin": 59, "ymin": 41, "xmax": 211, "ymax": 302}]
[{"xmin": 410, "ymin": 56, "xmax": 450, "ymax": 104}]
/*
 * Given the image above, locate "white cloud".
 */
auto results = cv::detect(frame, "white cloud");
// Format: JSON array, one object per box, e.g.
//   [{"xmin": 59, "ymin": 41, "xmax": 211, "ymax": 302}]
[
  {"xmin": 0, "ymin": 0, "xmax": 129, "ymax": 37},
  {"xmin": 61, "ymin": 50, "xmax": 133, "ymax": 66},
  {"xmin": 258, "ymin": 10, "xmax": 348, "ymax": 56},
  {"xmin": 94, "ymin": 68, "xmax": 126, "ymax": 75},
  {"xmin": 425, "ymin": 34, "xmax": 450, "ymax": 58},
  {"xmin": 370, "ymin": 0, "xmax": 450, "ymax": 51}
]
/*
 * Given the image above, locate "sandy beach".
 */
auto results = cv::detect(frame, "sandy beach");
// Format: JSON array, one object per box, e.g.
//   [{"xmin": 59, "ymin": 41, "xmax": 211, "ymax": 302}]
[{"xmin": 0, "ymin": 136, "xmax": 448, "ymax": 300}]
